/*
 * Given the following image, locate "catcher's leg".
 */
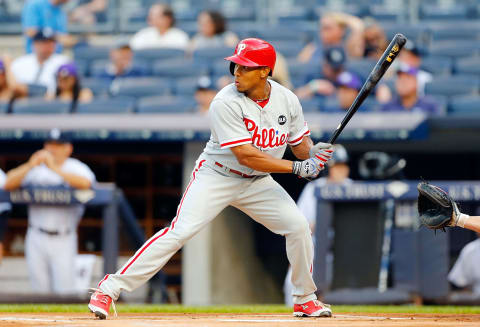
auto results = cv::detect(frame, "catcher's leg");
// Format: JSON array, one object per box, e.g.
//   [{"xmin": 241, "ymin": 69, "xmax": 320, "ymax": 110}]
[{"xmin": 97, "ymin": 161, "xmax": 239, "ymax": 301}]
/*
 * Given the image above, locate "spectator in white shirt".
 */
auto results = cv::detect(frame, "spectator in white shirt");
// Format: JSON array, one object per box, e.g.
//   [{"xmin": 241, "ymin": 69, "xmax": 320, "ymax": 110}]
[
  {"xmin": 11, "ymin": 29, "xmax": 69, "ymax": 94},
  {"xmin": 129, "ymin": 3, "xmax": 189, "ymax": 51}
]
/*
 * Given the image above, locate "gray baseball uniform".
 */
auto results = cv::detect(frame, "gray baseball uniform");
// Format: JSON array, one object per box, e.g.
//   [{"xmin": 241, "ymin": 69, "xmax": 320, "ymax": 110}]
[{"xmin": 97, "ymin": 80, "xmax": 318, "ymax": 305}]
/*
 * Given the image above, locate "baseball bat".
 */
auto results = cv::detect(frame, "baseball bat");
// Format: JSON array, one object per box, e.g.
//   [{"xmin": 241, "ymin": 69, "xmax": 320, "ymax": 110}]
[{"xmin": 328, "ymin": 33, "xmax": 407, "ymax": 144}]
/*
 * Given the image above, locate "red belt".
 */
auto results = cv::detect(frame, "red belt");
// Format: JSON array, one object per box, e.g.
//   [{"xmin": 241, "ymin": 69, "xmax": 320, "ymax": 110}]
[{"xmin": 215, "ymin": 162, "xmax": 255, "ymax": 178}]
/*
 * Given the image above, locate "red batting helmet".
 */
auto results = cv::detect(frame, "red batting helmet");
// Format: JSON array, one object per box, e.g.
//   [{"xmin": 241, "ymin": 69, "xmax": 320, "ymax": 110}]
[{"xmin": 224, "ymin": 38, "xmax": 276, "ymax": 76}]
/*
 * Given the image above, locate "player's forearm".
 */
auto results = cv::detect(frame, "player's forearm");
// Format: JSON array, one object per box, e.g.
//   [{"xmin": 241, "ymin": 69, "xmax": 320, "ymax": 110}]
[
  {"xmin": 54, "ymin": 170, "xmax": 91, "ymax": 189},
  {"xmin": 4, "ymin": 163, "xmax": 34, "ymax": 190},
  {"xmin": 463, "ymin": 216, "xmax": 480, "ymax": 233},
  {"xmin": 290, "ymin": 136, "xmax": 313, "ymax": 160},
  {"xmin": 231, "ymin": 144, "xmax": 293, "ymax": 173}
]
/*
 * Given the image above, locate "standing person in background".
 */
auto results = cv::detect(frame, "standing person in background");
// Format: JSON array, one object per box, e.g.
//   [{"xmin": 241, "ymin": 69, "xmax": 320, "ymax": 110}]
[
  {"xmin": 96, "ymin": 41, "xmax": 145, "ymax": 81},
  {"xmin": 0, "ymin": 168, "xmax": 12, "ymax": 264},
  {"xmin": 284, "ymin": 145, "xmax": 351, "ymax": 306},
  {"xmin": 194, "ymin": 76, "xmax": 217, "ymax": 114},
  {"xmin": 45, "ymin": 62, "xmax": 93, "ymax": 112},
  {"xmin": 11, "ymin": 30, "xmax": 69, "ymax": 95},
  {"xmin": 362, "ymin": 19, "xmax": 388, "ymax": 60},
  {"xmin": 22, "ymin": 0, "xmax": 76, "ymax": 53},
  {"xmin": 69, "ymin": 0, "xmax": 108, "ymax": 26},
  {"xmin": 381, "ymin": 64, "xmax": 439, "ymax": 115},
  {"xmin": 130, "ymin": 3, "xmax": 189, "ymax": 50},
  {"xmin": 189, "ymin": 10, "xmax": 238, "ymax": 52},
  {"xmin": 298, "ymin": 12, "xmax": 364, "ymax": 64},
  {"xmin": 4, "ymin": 129, "xmax": 95, "ymax": 294}
]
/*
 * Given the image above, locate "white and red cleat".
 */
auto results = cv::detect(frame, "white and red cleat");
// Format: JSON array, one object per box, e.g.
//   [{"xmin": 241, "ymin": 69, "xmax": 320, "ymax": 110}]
[
  {"xmin": 293, "ymin": 299, "xmax": 332, "ymax": 317},
  {"xmin": 88, "ymin": 289, "xmax": 115, "ymax": 319}
]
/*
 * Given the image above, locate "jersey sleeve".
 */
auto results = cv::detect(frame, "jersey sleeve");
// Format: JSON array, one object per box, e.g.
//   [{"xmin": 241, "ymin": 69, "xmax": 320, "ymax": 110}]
[
  {"xmin": 287, "ymin": 95, "xmax": 310, "ymax": 146},
  {"xmin": 209, "ymin": 99, "xmax": 252, "ymax": 149}
]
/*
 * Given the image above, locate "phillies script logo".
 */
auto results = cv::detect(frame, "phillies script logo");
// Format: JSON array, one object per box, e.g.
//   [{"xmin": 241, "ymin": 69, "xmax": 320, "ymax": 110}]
[{"xmin": 243, "ymin": 117, "xmax": 288, "ymax": 149}]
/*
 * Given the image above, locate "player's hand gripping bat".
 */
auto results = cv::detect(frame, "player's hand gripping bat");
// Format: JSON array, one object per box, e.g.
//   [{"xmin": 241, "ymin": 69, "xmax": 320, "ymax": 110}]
[{"xmin": 328, "ymin": 33, "xmax": 407, "ymax": 144}]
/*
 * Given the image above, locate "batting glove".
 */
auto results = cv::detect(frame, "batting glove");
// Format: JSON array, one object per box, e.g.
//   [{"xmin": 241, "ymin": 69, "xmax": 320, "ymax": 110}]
[
  {"xmin": 292, "ymin": 158, "xmax": 324, "ymax": 179},
  {"xmin": 309, "ymin": 142, "xmax": 333, "ymax": 167}
]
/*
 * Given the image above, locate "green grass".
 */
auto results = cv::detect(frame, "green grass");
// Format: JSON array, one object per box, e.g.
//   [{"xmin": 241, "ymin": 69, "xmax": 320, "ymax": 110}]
[{"xmin": 0, "ymin": 304, "xmax": 480, "ymax": 314}]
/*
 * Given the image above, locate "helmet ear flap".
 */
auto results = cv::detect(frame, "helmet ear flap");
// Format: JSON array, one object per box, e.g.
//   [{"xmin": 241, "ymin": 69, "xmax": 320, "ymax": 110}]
[{"xmin": 229, "ymin": 62, "xmax": 235, "ymax": 75}]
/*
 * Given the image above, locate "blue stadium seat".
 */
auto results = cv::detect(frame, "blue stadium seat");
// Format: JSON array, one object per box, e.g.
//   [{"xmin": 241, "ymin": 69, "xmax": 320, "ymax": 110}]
[
  {"xmin": 134, "ymin": 48, "xmax": 186, "ymax": 63},
  {"xmin": 193, "ymin": 47, "xmax": 235, "ymax": 63},
  {"xmin": 369, "ymin": 6, "xmax": 401, "ymax": 22},
  {"xmin": 429, "ymin": 24, "xmax": 480, "ymax": 42},
  {"xmin": 110, "ymin": 78, "xmax": 171, "ymax": 98},
  {"xmin": 448, "ymin": 96, "xmax": 480, "ymax": 115},
  {"xmin": 288, "ymin": 60, "xmax": 321, "ymax": 81},
  {"xmin": 454, "ymin": 58, "xmax": 480, "ymax": 76},
  {"xmin": 0, "ymin": 101, "xmax": 9, "ymax": 114},
  {"xmin": 346, "ymin": 59, "xmax": 376, "ymax": 80},
  {"xmin": 420, "ymin": 56, "xmax": 453, "ymax": 76},
  {"xmin": 90, "ymin": 59, "xmax": 151, "ymax": 77},
  {"xmin": 75, "ymin": 97, "xmax": 136, "ymax": 114},
  {"xmin": 82, "ymin": 78, "xmax": 112, "ymax": 97},
  {"xmin": 27, "ymin": 84, "xmax": 47, "ymax": 97},
  {"xmin": 153, "ymin": 59, "xmax": 208, "ymax": 78},
  {"xmin": 381, "ymin": 23, "xmax": 428, "ymax": 45},
  {"xmin": 12, "ymin": 99, "xmax": 70, "ymax": 114},
  {"xmin": 272, "ymin": 40, "xmax": 305, "ymax": 58},
  {"xmin": 173, "ymin": 77, "xmax": 201, "ymax": 96},
  {"xmin": 211, "ymin": 60, "xmax": 231, "ymax": 78},
  {"xmin": 420, "ymin": 5, "xmax": 469, "ymax": 21},
  {"xmin": 300, "ymin": 97, "xmax": 323, "ymax": 112},
  {"xmin": 425, "ymin": 76, "xmax": 479, "ymax": 97},
  {"xmin": 73, "ymin": 46, "xmax": 110, "ymax": 62},
  {"xmin": 428, "ymin": 40, "xmax": 480, "ymax": 58},
  {"xmin": 136, "ymin": 96, "xmax": 196, "ymax": 113}
]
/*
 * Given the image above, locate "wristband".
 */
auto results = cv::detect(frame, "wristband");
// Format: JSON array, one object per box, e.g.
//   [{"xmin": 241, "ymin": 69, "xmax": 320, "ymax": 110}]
[
  {"xmin": 457, "ymin": 213, "xmax": 470, "ymax": 228},
  {"xmin": 292, "ymin": 161, "xmax": 301, "ymax": 175}
]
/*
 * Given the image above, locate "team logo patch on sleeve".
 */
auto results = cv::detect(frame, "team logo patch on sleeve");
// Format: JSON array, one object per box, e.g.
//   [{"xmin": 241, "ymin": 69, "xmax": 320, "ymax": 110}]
[{"xmin": 278, "ymin": 115, "xmax": 287, "ymax": 125}]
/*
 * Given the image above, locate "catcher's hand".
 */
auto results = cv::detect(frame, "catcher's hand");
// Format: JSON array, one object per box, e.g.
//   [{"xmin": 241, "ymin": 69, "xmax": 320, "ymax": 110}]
[{"xmin": 417, "ymin": 181, "xmax": 465, "ymax": 230}]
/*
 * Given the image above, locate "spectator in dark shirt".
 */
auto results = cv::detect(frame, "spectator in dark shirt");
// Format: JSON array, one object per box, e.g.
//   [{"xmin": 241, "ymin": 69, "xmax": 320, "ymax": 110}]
[
  {"xmin": 97, "ymin": 41, "xmax": 145, "ymax": 81},
  {"xmin": 295, "ymin": 46, "xmax": 346, "ymax": 99},
  {"xmin": 381, "ymin": 64, "xmax": 439, "ymax": 115}
]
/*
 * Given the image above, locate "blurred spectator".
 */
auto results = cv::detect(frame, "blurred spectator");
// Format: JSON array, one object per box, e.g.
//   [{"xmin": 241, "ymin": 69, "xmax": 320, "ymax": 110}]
[
  {"xmin": 271, "ymin": 52, "xmax": 292, "ymax": 90},
  {"xmin": 4, "ymin": 129, "xmax": 95, "ymax": 294},
  {"xmin": 295, "ymin": 46, "xmax": 346, "ymax": 99},
  {"xmin": 0, "ymin": 168, "xmax": 12, "ymax": 264},
  {"xmin": 380, "ymin": 64, "xmax": 439, "ymax": 115},
  {"xmin": 11, "ymin": 30, "xmax": 69, "ymax": 94},
  {"xmin": 97, "ymin": 41, "xmax": 145, "ymax": 81},
  {"xmin": 69, "ymin": 0, "xmax": 108, "ymax": 25},
  {"xmin": 449, "ymin": 237, "xmax": 480, "ymax": 295},
  {"xmin": 362, "ymin": 19, "xmax": 388, "ymax": 60},
  {"xmin": 195, "ymin": 76, "xmax": 217, "ymax": 114},
  {"xmin": 298, "ymin": 12, "xmax": 364, "ymax": 64},
  {"xmin": 284, "ymin": 144, "xmax": 352, "ymax": 306},
  {"xmin": 189, "ymin": 10, "xmax": 238, "ymax": 51},
  {"xmin": 130, "ymin": 3, "xmax": 189, "ymax": 50},
  {"xmin": 0, "ymin": 56, "xmax": 28, "ymax": 103},
  {"xmin": 324, "ymin": 71, "xmax": 365, "ymax": 112},
  {"xmin": 45, "ymin": 62, "xmax": 93, "ymax": 112},
  {"xmin": 397, "ymin": 40, "xmax": 432, "ymax": 96},
  {"xmin": 22, "ymin": 0, "xmax": 76, "ymax": 54}
]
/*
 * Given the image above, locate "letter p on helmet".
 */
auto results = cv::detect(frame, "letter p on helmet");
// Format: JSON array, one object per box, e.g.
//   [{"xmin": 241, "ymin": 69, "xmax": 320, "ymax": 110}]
[{"xmin": 237, "ymin": 43, "xmax": 247, "ymax": 54}]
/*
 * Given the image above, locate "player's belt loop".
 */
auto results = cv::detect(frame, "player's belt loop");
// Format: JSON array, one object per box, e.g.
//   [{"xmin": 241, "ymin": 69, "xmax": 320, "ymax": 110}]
[{"xmin": 214, "ymin": 162, "xmax": 254, "ymax": 178}]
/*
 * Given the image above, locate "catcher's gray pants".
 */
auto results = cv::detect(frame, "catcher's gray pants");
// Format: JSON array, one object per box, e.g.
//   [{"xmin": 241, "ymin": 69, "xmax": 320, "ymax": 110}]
[{"xmin": 98, "ymin": 158, "xmax": 317, "ymax": 305}]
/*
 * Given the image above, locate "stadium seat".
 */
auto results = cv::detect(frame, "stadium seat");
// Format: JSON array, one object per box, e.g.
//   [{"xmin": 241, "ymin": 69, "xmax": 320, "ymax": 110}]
[
  {"xmin": 425, "ymin": 76, "xmax": 479, "ymax": 97},
  {"xmin": 90, "ymin": 59, "xmax": 151, "ymax": 77},
  {"xmin": 173, "ymin": 77, "xmax": 201, "ymax": 96},
  {"xmin": 73, "ymin": 46, "xmax": 110, "ymax": 63},
  {"xmin": 420, "ymin": 56, "xmax": 453, "ymax": 76},
  {"xmin": 134, "ymin": 48, "xmax": 186, "ymax": 63},
  {"xmin": 153, "ymin": 59, "xmax": 208, "ymax": 78},
  {"xmin": 448, "ymin": 96, "xmax": 480, "ymax": 115},
  {"xmin": 211, "ymin": 60, "xmax": 231, "ymax": 78},
  {"xmin": 0, "ymin": 101, "xmax": 9, "ymax": 114},
  {"xmin": 82, "ymin": 78, "xmax": 112, "ymax": 97},
  {"xmin": 75, "ymin": 97, "xmax": 136, "ymax": 114},
  {"xmin": 346, "ymin": 59, "xmax": 376, "ymax": 80},
  {"xmin": 27, "ymin": 84, "xmax": 47, "ymax": 97},
  {"xmin": 429, "ymin": 24, "xmax": 480, "ymax": 42},
  {"xmin": 300, "ymin": 97, "xmax": 323, "ymax": 112},
  {"xmin": 12, "ymin": 99, "xmax": 70, "ymax": 114},
  {"xmin": 136, "ymin": 96, "xmax": 196, "ymax": 113},
  {"xmin": 428, "ymin": 40, "xmax": 480, "ymax": 58},
  {"xmin": 110, "ymin": 78, "xmax": 171, "ymax": 98},
  {"xmin": 193, "ymin": 47, "xmax": 235, "ymax": 63},
  {"xmin": 381, "ymin": 23, "xmax": 428, "ymax": 45},
  {"xmin": 272, "ymin": 40, "xmax": 306, "ymax": 58},
  {"xmin": 420, "ymin": 5, "xmax": 469, "ymax": 21},
  {"xmin": 454, "ymin": 58, "xmax": 480, "ymax": 76},
  {"xmin": 288, "ymin": 60, "xmax": 321, "ymax": 81}
]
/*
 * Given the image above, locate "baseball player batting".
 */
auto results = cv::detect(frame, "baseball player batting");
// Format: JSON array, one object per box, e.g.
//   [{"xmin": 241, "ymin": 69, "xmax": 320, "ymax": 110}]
[{"xmin": 88, "ymin": 38, "xmax": 334, "ymax": 319}]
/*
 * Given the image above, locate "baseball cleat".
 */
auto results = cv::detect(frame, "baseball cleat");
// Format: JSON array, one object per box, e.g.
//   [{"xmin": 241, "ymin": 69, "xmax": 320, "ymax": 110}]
[
  {"xmin": 88, "ymin": 289, "xmax": 115, "ymax": 319},
  {"xmin": 293, "ymin": 300, "xmax": 332, "ymax": 317}
]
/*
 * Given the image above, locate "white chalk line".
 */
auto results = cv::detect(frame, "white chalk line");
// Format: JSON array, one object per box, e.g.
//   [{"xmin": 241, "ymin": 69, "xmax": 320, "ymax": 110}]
[{"xmin": 0, "ymin": 316, "xmax": 73, "ymax": 323}]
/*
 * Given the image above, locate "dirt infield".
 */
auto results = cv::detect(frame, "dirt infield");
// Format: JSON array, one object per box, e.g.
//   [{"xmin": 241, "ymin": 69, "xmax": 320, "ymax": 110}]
[{"xmin": 0, "ymin": 312, "xmax": 480, "ymax": 327}]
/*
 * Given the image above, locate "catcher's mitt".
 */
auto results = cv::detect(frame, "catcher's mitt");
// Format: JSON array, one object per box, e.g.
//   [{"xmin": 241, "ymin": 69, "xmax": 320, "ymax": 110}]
[{"xmin": 417, "ymin": 181, "xmax": 460, "ymax": 230}]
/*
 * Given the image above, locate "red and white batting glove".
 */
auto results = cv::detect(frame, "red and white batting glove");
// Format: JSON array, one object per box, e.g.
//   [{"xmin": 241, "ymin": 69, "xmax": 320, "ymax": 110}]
[{"xmin": 309, "ymin": 142, "xmax": 334, "ymax": 168}]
